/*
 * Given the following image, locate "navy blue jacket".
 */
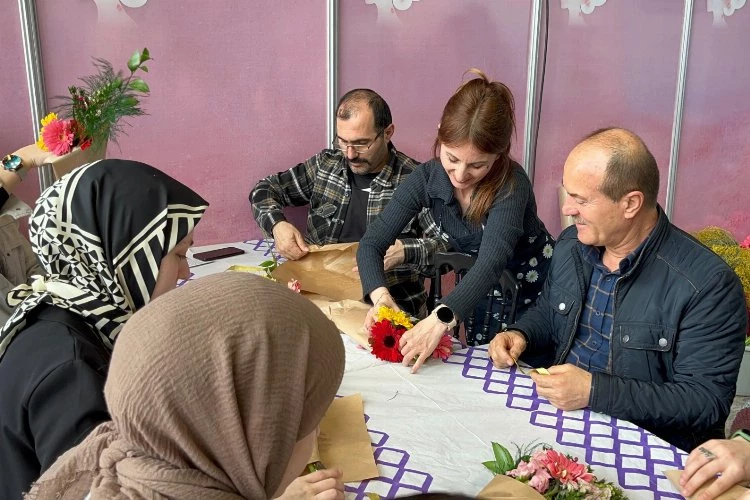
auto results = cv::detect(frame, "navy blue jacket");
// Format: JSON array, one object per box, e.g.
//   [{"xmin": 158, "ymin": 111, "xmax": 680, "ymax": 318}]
[{"xmin": 513, "ymin": 207, "xmax": 747, "ymax": 452}]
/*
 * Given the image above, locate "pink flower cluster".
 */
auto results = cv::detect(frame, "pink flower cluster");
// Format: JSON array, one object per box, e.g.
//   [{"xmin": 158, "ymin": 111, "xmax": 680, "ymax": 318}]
[
  {"xmin": 508, "ymin": 449, "xmax": 595, "ymax": 495},
  {"xmin": 287, "ymin": 279, "xmax": 301, "ymax": 293},
  {"xmin": 741, "ymin": 235, "xmax": 750, "ymax": 249}
]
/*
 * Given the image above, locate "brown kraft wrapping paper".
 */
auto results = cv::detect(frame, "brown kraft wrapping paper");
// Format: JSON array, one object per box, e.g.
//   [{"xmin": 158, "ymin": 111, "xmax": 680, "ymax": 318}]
[
  {"xmin": 271, "ymin": 243, "xmax": 362, "ymax": 302},
  {"xmin": 308, "ymin": 393, "xmax": 379, "ymax": 483}
]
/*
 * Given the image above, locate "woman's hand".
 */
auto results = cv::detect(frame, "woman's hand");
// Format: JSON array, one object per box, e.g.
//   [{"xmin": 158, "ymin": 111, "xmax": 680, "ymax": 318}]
[
  {"xmin": 275, "ymin": 468, "xmax": 344, "ymax": 499},
  {"xmin": 13, "ymin": 144, "xmax": 55, "ymax": 170},
  {"xmin": 680, "ymin": 438, "xmax": 750, "ymax": 500},
  {"xmin": 399, "ymin": 312, "xmax": 448, "ymax": 374},
  {"xmin": 364, "ymin": 288, "xmax": 399, "ymax": 330}
]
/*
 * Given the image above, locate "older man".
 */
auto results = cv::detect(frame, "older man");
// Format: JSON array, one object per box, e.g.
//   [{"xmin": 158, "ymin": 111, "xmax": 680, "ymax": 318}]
[
  {"xmin": 250, "ymin": 89, "xmax": 443, "ymax": 317},
  {"xmin": 489, "ymin": 127, "xmax": 747, "ymax": 452}
]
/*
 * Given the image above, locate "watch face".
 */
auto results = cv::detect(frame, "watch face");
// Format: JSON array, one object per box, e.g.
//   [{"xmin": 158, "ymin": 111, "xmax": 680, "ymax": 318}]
[
  {"xmin": 436, "ymin": 306, "xmax": 454, "ymax": 323},
  {"xmin": 2, "ymin": 154, "xmax": 22, "ymax": 172}
]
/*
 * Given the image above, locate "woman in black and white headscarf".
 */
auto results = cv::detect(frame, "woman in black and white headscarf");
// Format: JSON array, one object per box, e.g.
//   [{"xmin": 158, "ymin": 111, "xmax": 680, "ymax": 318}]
[{"xmin": 0, "ymin": 159, "xmax": 208, "ymax": 500}]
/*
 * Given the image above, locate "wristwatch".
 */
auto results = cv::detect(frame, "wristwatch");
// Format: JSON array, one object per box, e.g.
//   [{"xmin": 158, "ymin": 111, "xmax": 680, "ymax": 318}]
[
  {"xmin": 434, "ymin": 304, "xmax": 457, "ymax": 330},
  {"xmin": 1, "ymin": 154, "xmax": 26, "ymax": 179},
  {"xmin": 732, "ymin": 429, "xmax": 750, "ymax": 442}
]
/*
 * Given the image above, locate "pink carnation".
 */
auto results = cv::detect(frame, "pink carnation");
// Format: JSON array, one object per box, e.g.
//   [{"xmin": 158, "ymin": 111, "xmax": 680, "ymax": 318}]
[
  {"xmin": 508, "ymin": 459, "xmax": 540, "ymax": 479},
  {"xmin": 42, "ymin": 118, "xmax": 76, "ymax": 156},
  {"xmin": 287, "ymin": 279, "xmax": 301, "ymax": 293},
  {"xmin": 741, "ymin": 235, "xmax": 750, "ymax": 249},
  {"xmin": 431, "ymin": 334, "xmax": 453, "ymax": 360},
  {"xmin": 527, "ymin": 468, "xmax": 552, "ymax": 493}
]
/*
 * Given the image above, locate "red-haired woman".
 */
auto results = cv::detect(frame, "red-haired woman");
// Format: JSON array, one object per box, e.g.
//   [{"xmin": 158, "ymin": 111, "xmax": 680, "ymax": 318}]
[{"xmin": 357, "ymin": 69, "xmax": 553, "ymax": 373}]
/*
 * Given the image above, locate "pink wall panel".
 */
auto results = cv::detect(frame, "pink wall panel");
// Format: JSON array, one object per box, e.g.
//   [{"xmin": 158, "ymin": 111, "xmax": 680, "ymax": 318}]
[
  {"xmin": 339, "ymin": 0, "xmax": 531, "ymax": 166},
  {"xmin": 672, "ymin": 5, "xmax": 750, "ymax": 239},
  {"xmin": 2, "ymin": 1, "xmax": 747, "ymax": 245},
  {"xmin": 32, "ymin": 0, "xmax": 327, "ymax": 244},
  {"xmin": 0, "ymin": 2, "xmax": 38, "ymax": 210},
  {"xmin": 533, "ymin": 1, "xmax": 684, "ymax": 237}
]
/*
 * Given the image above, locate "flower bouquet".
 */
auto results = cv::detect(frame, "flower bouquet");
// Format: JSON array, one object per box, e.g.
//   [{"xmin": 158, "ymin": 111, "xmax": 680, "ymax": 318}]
[
  {"xmin": 224, "ymin": 250, "xmax": 300, "ymax": 292},
  {"xmin": 368, "ymin": 306, "xmax": 452, "ymax": 362},
  {"xmin": 36, "ymin": 48, "xmax": 152, "ymax": 178},
  {"xmin": 482, "ymin": 442, "xmax": 626, "ymax": 500},
  {"xmin": 694, "ymin": 227, "xmax": 750, "ymax": 344}
]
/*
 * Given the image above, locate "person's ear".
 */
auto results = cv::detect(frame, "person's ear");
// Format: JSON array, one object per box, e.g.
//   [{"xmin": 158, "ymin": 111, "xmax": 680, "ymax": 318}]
[
  {"xmin": 621, "ymin": 190, "xmax": 644, "ymax": 219},
  {"xmin": 383, "ymin": 123, "xmax": 395, "ymax": 142}
]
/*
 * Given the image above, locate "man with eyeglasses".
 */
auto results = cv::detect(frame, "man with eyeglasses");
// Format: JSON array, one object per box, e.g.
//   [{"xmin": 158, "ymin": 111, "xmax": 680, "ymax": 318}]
[{"xmin": 250, "ymin": 89, "xmax": 445, "ymax": 317}]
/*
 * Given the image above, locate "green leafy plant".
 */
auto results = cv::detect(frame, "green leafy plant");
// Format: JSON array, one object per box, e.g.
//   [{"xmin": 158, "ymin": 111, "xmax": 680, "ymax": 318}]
[
  {"xmin": 483, "ymin": 441, "xmax": 542, "ymax": 475},
  {"xmin": 56, "ymin": 48, "xmax": 152, "ymax": 152},
  {"xmin": 258, "ymin": 253, "xmax": 280, "ymax": 279}
]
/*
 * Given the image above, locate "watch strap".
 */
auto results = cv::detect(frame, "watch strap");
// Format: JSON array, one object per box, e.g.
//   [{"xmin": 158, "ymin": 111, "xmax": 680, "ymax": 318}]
[{"xmin": 731, "ymin": 429, "xmax": 750, "ymax": 442}]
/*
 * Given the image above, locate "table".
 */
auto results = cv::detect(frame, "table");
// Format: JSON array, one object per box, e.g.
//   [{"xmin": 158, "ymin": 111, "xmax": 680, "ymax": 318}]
[{"xmin": 188, "ymin": 240, "xmax": 687, "ymax": 499}]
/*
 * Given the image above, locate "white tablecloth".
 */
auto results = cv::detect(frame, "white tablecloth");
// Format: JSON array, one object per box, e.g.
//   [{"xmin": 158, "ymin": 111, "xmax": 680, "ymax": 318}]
[{"xmin": 188, "ymin": 240, "xmax": 687, "ymax": 499}]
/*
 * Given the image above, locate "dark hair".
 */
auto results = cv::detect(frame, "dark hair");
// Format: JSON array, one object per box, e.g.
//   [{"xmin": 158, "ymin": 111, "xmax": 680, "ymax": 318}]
[
  {"xmin": 433, "ymin": 69, "xmax": 516, "ymax": 225},
  {"xmin": 337, "ymin": 88, "xmax": 392, "ymax": 133},
  {"xmin": 582, "ymin": 127, "xmax": 660, "ymax": 208}
]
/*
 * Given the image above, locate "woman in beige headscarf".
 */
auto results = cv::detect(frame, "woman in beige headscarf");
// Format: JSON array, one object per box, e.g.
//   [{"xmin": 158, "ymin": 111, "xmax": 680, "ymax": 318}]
[{"xmin": 26, "ymin": 272, "xmax": 346, "ymax": 500}]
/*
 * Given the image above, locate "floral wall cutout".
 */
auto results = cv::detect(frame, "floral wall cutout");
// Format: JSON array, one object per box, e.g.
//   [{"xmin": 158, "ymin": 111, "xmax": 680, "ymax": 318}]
[
  {"xmin": 708, "ymin": 0, "xmax": 747, "ymax": 26},
  {"xmin": 365, "ymin": 0, "xmax": 421, "ymax": 26},
  {"xmin": 93, "ymin": 0, "xmax": 148, "ymax": 26},
  {"xmin": 561, "ymin": 0, "xmax": 608, "ymax": 25},
  {"xmin": 120, "ymin": 0, "xmax": 148, "ymax": 7}
]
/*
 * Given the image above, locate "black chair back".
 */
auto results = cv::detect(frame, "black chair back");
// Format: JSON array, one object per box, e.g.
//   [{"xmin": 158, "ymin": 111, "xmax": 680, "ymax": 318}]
[{"xmin": 427, "ymin": 252, "xmax": 519, "ymax": 343}]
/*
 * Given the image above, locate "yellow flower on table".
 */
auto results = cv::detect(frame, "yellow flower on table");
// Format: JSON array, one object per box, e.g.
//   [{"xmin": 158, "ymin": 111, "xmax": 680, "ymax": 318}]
[{"xmin": 376, "ymin": 306, "xmax": 413, "ymax": 329}]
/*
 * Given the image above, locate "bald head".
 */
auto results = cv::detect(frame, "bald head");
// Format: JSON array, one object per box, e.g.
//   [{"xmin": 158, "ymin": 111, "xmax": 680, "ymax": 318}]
[{"xmin": 573, "ymin": 128, "xmax": 660, "ymax": 208}]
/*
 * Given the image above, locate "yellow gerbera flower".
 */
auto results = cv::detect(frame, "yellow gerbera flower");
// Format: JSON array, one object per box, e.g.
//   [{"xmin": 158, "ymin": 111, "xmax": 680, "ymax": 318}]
[
  {"xmin": 40, "ymin": 112, "xmax": 58, "ymax": 127},
  {"xmin": 36, "ymin": 135, "xmax": 48, "ymax": 152},
  {"xmin": 376, "ymin": 306, "xmax": 413, "ymax": 329}
]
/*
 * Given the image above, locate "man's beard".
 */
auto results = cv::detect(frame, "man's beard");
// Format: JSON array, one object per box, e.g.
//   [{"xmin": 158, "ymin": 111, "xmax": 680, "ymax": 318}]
[{"xmin": 349, "ymin": 158, "xmax": 374, "ymax": 173}]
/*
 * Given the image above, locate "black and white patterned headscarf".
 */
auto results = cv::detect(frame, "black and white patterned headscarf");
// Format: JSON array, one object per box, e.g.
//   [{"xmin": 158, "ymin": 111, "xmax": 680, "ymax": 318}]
[{"xmin": 0, "ymin": 160, "xmax": 208, "ymax": 360}]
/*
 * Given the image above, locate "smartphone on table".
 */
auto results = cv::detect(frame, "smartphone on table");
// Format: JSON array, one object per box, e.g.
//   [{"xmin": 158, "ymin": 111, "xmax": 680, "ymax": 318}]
[{"xmin": 192, "ymin": 246, "xmax": 246, "ymax": 262}]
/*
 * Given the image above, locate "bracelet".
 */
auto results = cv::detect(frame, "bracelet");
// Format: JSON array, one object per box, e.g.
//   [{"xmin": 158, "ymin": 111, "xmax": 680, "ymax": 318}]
[
  {"xmin": 731, "ymin": 429, "xmax": 750, "ymax": 442},
  {"xmin": 373, "ymin": 292, "xmax": 392, "ymax": 306}
]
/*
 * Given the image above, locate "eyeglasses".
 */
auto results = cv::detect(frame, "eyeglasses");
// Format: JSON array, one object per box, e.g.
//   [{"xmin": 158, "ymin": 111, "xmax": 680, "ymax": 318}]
[{"xmin": 331, "ymin": 130, "xmax": 383, "ymax": 154}]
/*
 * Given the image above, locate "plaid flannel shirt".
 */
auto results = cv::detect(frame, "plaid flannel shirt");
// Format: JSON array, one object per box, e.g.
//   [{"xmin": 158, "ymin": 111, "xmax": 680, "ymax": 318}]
[
  {"xmin": 565, "ymin": 238, "xmax": 649, "ymax": 374},
  {"xmin": 249, "ymin": 143, "xmax": 448, "ymax": 316}
]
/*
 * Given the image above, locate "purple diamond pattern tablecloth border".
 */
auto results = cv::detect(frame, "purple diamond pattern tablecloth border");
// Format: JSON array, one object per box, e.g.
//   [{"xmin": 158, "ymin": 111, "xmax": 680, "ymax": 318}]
[
  {"xmin": 345, "ymin": 414, "xmax": 433, "ymax": 499},
  {"xmin": 245, "ymin": 238, "xmax": 279, "ymax": 257},
  {"xmin": 447, "ymin": 347, "xmax": 687, "ymax": 499}
]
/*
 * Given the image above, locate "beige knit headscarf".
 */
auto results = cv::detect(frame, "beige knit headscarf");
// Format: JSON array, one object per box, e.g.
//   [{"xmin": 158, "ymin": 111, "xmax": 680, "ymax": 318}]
[{"xmin": 26, "ymin": 272, "xmax": 345, "ymax": 500}]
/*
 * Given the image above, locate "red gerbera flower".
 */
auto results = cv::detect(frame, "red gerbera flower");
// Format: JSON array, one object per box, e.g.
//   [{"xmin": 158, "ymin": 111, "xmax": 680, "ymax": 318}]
[
  {"xmin": 431, "ymin": 334, "xmax": 453, "ymax": 360},
  {"xmin": 369, "ymin": 319, "xmax": 405, "ymax": 362},
  {"xmin": 42, "ymin": 118, "xmax": 76, "ymax": 156}
]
